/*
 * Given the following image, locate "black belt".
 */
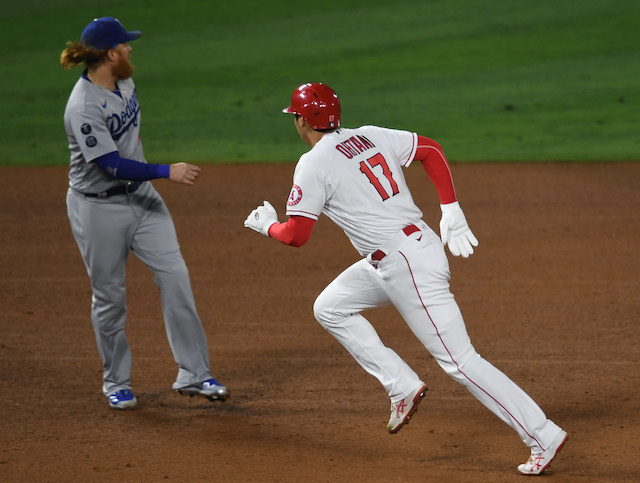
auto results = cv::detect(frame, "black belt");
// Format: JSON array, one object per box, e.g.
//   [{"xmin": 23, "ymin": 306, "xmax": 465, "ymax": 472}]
[
  {"xmin": 81, "ymin": 182, "xmax": 141, "ymax": 198},
  {"xmin": 371, "ymin": 224, "xmax": 421, "ymax": 262}
]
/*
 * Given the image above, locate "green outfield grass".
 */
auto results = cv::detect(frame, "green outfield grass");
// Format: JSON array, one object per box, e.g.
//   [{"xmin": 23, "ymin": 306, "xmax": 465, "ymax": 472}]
[{"xmin": 1, "ymin": 0, "xmax": 638, "ymax": 164}]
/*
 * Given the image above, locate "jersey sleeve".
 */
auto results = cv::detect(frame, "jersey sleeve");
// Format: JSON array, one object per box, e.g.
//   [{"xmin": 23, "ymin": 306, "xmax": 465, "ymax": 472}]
[
  {"xmin": 413, "ymin": 135, "xmax": 457, "ymax": 204},
  {"xmin": 95, "ymin": 151, "xmax": 170, "ymax": 180},
  {"xmin": 361, "ymin": 125, "xmax": 417, "ymax": 168},
  {"xmin": 397, "ymin": 131, "xmax": 418, "ymax": 167},
  {"xmin": 284, "ymin": 159, "xmax": 326, "ymax": 221},
  {"xmin": 68, "ymin": 105, "xmax": 118, "ymax": 163}
]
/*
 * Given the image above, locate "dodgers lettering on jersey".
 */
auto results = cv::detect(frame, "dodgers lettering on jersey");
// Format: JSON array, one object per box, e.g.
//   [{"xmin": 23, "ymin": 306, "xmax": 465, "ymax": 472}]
[
  {"xmin": 64, "ymin": 75, "xmax": 145, "ymax": 193},
  {"xmin": 107, "ymin": 90, "xmax": 140, "ymax": 141},
  {"xmin": 286, "ymin": 125, "xmax": 423, "ymax": 256}
]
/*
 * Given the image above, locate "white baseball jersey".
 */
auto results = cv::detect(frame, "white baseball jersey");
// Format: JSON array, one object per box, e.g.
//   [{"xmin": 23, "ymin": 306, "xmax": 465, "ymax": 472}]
[
  {"xmin": 285, "ymin": 126, "xmax": 423, "ymax": 256},
  {"xmin": 64, "ymin": 74, "xmax": 145, "ymax": 193},
  {"xmin": 300, "ymin": 127, "xmax": 565, "ymax": 455}
]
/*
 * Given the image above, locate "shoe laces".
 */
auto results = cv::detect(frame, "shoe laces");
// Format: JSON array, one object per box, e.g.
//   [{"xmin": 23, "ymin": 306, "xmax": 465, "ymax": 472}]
[
  {"xmin": 110, "ymin": 389, "xmax": 132, "ymax": 401},
  {"xmin": 525, "ymin": 453, "xmax": 545, "ymax": 470},
  {"xmin": 203, "ymin": 378, "xmax": 222, "ymax": 389},
  {"xmin": 390, "ymin": 398, "xmax": 408, "ymax": 418}
]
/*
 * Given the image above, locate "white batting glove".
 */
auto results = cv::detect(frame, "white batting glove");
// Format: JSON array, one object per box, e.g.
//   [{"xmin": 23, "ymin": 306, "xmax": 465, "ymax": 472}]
[
  {"xmin": 439, "ymin": 201, "xmax": 479, "ymax": 258},
  {"xmin": 244, "ymin": 201, "xmax": 278, "ymax": 236}
]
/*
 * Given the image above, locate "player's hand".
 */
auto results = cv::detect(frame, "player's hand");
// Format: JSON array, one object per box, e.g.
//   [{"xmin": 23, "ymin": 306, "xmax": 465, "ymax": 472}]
[
  {"xmin": 244, "ymin": 201, "xmax": 278, "ymax": 236},
  {"xmin": 439, "ymin": 201, "xmax": 478, "ymax": 258},
  {"xmin": 169, "ymin": 163, "xmax": 201, "ymax": 186}
]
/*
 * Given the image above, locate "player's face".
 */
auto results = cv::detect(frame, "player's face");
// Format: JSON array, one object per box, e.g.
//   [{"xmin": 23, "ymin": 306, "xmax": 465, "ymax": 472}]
[{"xmin": 110, "ymin": 43, "xmax": 134, "ymax": 80}]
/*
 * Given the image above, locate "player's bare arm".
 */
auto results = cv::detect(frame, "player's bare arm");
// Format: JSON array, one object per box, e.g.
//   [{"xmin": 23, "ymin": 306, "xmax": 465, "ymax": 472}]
[{"xmin": 170, "ymin": 162, "xmax": 201, "ymax": 186}]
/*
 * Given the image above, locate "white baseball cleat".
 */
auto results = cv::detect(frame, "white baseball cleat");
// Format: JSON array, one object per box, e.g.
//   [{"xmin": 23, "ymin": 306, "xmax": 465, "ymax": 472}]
[
  {"xmin": 518, "ymin": 429, "xmax": 568, "ymax": 475},
  {"xmin": 175, "ymin": 378, "xmax": 229, "ymax": 402},
  {"xmin": 387, "ymin": 383, "xmax": 428, "ymax": 434}
]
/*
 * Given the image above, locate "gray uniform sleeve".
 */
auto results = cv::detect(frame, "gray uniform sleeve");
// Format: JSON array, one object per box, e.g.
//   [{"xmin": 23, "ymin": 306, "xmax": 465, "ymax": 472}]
[{"xmin": 68, "ymin": 104, "xmax": 118, "ymax": 163}]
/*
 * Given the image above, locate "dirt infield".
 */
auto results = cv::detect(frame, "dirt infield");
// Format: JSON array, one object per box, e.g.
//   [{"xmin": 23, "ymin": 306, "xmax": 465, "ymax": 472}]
[{"xmin": 1, "ymin": 163, "xmax": 638, "ymax": 482}]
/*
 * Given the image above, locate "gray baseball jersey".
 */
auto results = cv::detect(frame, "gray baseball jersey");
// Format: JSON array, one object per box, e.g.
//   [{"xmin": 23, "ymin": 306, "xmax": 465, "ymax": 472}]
[
  {"xmin": 64, "ymin": 72, "xmax": 214, "ymax": 397},
  {"xmin": 64, "ymin": 74, "xmax": 144, "ymax": 193}
]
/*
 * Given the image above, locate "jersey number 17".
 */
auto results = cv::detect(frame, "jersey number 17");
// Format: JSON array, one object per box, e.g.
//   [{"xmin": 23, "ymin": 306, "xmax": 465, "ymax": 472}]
[{"xmin": 359, "ymin": 153, "xmax": 399, "ymax": 201}]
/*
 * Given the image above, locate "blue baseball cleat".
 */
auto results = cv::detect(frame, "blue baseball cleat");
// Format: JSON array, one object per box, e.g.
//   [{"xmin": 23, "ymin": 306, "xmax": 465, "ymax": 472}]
[{"xmin": 107, "ymin": 389, "xmax": 137, "ymax": 409}]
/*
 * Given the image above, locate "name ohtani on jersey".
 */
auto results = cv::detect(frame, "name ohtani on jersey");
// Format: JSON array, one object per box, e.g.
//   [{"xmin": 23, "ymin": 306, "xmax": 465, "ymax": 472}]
[{"xmin": 335, "ymin": 134, "xmax": 375, "ymax": 159}]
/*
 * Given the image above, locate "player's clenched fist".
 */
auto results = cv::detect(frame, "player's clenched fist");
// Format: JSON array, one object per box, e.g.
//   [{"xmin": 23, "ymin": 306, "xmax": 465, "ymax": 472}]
[
  {"xmin": 170, "ymin": 162, "xmax": 201, "ymax": 186},
  {"xmin": 244, "ymin": 201, "xmax": 278, "ymax": 236}
]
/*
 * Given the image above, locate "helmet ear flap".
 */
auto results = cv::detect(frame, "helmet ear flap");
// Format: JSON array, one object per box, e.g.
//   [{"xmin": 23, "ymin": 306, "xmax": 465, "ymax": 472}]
[{"xmin": 283, "ymin": 83, "xmax": 341, "ymax": 130}]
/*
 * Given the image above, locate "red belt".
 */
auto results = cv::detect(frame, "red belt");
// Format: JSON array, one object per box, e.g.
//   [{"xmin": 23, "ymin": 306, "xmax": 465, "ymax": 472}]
[{"xmin": 371, "ymin": 224, "xmax": 420, "ymax": 261}]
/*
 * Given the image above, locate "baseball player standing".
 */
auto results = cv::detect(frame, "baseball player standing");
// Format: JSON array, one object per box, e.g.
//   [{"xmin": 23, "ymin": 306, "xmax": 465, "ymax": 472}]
[
  {"xmin": 60, "ymin": 17, "xmax": 228, "ymax": 409},
  {"xmin": 244, "ymin": 83, "xmax": 567, "ymax": 475}
]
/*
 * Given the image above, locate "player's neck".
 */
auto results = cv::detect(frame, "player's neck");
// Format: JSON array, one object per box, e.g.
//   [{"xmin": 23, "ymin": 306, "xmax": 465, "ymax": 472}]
[
  {"xmin": 87, "ymin": 65, "xmax": 118, "ymax": 92},
  {"xmin": 307, "ymin": 130, "xmax": 326, "ymax": 147}
]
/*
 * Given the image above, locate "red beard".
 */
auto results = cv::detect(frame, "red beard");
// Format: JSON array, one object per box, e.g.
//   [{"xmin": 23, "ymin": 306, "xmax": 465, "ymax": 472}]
[{"xmin": 112, "ymin": 55, "xmax": 134, "ymax": 80}]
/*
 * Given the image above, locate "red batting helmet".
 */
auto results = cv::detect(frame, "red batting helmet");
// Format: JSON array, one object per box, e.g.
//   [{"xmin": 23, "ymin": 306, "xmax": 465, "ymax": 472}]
[{"xmin": 282, "ymin": 83, "xmax": 341, "ymax": 130}]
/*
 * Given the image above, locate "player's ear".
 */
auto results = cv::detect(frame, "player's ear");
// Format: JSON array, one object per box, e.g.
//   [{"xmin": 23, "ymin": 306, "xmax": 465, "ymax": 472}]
[{"xmin": 106, "ymin": 48, "xmax": 118, "ymax": 62}]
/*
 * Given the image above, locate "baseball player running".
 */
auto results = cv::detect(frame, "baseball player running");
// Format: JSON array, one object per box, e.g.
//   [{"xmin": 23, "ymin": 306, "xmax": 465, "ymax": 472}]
[
  {"xmin": 61, "ymin": 17, "xmax": 228, "ymax": 409},
  {"xmin": 244, "ymin": 83, "xmax": 567, "ymax": 475}
]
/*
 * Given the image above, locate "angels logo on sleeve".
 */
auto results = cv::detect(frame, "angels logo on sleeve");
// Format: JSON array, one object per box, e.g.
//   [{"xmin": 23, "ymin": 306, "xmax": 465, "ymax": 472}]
[{"xmin": 287, "ymin": 184, "xmax": 303, "ymax": 206}]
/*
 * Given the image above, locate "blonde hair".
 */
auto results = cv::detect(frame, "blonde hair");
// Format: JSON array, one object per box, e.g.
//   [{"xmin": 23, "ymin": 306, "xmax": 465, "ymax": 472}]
[{"xmin": 60, "ymin": 41, "xmax": 108, "ymax": 69}]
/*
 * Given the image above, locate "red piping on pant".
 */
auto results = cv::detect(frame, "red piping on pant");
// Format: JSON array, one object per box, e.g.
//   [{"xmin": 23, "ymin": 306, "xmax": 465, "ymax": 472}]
[{"xmin": 398, "ymin": 250, "xmax": 545, "ymax": 451}]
